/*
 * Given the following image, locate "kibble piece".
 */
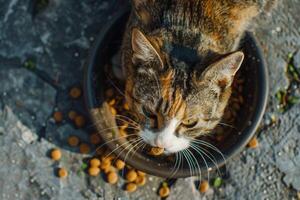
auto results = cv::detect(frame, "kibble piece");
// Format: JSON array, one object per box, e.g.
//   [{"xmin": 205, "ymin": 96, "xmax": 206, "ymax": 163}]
[
  {"xmin": 68, "ymin": 110, "xmax": 77, "ymax": 120},
  {"xmin": 126, "ymin": 169, "xmax": 138, "ymax": 182},
  {"xmin": 159, "ymin": 186, "xmax": 170, "ymax": 198},
  {"xmin": 103, "ymin": 166, "xmax": 114, "ymax": 173},
  {"xmin": 107, "ymin": 171, "xmax": 118, "ymax": 184},
  {"xmin": 105, "ymin": 88, "xmax": 114, "ymax": 98},
  {"xmin": 51, "ymin": 149, "xmax": 62, "ymax": 161},
  {"xmin": 90, "ymin": 133, "xmax": 101, "ymax": 145},
  {"xmin": 90, "ymin": 158, "xmax": 101, "ymax": 167},
  {"xmin": 88, "ymin": 167, "xmax": 100, "ymax": 176},
  {"xmin": 114, "ymin": 159, "xmax": 125, "ymax": 170},
  {"xmin": 74, "ymin": 115, "xmax": 85, "ymax": 128},
  {"xmin": 125, "ymin": 183, "xmax": 137, "ymax": 193},
  {"xmin": 53, "ymin": 111, "xmax": 63, "ymax": 123},
  {"xmin": 100, "ymin": 158, "xmax": 112, "ymax": 171},
  {"xmin": 123, "ymin": 102, "xmax": 130, "ymax": 110},
  {"xmin": 135, "ymin": 175, "xmax": 146, "ymax": 186},
  {"xmin": 148, "ymin": 147, "xmax": 164, "ymax": 156},
  {"xmin": 110, "ymin": 107, "xmax": 117, "ymax": 116},
  {"xmin": 79, "ymin": 143, "xmax": 90, "ymax": 154},
  {"xmin": 199, "ymin": 180, "xmax": 209, "ymax": 193},
  {"xmin": 67, "ymin": 135, "xmax": 80, "ymax": 147},
  {"xmin": 248, "ymin": 137, "xmax": 259, "ymax": 148},
  {"xmin": 108, "ymin": 99, "xmax": 116, "ymax": 106},
  {"xmin": 69, "ymin": 87, "xmax": 82, "ymax": 99},
  {"xmin": 58, "ymin": 168, "xmax": 68, "ymax": 178},
  {"xmin": 136, "ymin": 170, "xmax": 146, "ymax": 177}
]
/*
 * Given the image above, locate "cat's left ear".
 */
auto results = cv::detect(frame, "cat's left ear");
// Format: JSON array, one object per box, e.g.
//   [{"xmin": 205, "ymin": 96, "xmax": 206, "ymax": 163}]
[
  {"xmin": 131, "ymin": 28, "xmax": 164, "ymax": 67},
  {"xmin": 202, "ymin": 51, "xmax": 244, "ymax": 88}
]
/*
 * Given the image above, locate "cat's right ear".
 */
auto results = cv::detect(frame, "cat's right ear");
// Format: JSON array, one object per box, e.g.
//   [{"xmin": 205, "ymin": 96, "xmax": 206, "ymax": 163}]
[{"xmin": 131, "ymin": 28, "xmax": 163, "ymax": 67}]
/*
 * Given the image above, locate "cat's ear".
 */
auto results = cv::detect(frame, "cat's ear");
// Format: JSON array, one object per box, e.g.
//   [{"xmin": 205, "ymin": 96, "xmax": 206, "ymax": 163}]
[
  {"xmin": 202, "ymin": 51, "xmax": 244, "ymax": 87},
  {"xmin": 131, "ymin": 28, "xmax": 163, "ymax": 67}
]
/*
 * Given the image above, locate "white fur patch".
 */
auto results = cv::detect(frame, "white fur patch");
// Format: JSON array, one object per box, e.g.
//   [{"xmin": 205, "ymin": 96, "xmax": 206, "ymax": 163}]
[{"xmin": 141, "ymin": 119, "xmax": 190, "ymax": 154}]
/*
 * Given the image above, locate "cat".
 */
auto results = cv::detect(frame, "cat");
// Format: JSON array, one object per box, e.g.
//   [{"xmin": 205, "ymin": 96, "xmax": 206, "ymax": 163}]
[{"xmin": 120, "ymin": 0, "xmax": 276, "ymax": 154}]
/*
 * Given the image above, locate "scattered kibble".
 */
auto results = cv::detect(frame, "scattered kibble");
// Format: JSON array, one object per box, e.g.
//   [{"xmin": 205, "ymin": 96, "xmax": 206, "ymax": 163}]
[
  {"xmin": 67, "ymin": 135, "xmax": 80, "ymax": 147},
  {"xmin": 137, "ymin": 170, "xmax": 146, "ymax": 176},
  {"xmin": 248, "ymin": 137, "xmax": 259, "ymax": 148},
  {"xmin": 53, "ymin": 111, "xmax": 63, "ymax": 123},
  {"xmin": 79, "ymin": 143, "xmax": 90, "ymax": 154},
  {"xmin": 88, "ymin": 167, "xmax": 100, "ymax": 176},
  {"xmin": 105, "ymin": 88, "xmax": 114, "ymax": 98},
  {"xmin": 68, "ymin": 110, "xmax": 77, "ymax": 121},
  {"xmin": 125, "ymin": 183, "xmax": 137, "ymax": 192},
  {"xmin": 58, "ymin": 168, "xmax": 68, "ymax": 178},
  {"xmin": 159, "ymin": 185, "xmax": 170, "ymax": 198},
  {"xmin": 126, "ymin": 169, "xmax": 138, "ymax": 182},
  {"xmin": 90, "ymin": 158, "xmax": 101, "ymax": 168},
  {"xmin": 74, "ymin": 115, "xmax": 85, "ymax": 128},
  {"xmin": 108, "ymin": 99, "xmax": 116, "ymax": 106},
  {"xmin": 90, "ymin": 133, "xmax": 101, "ymax": 145},
  {"xmin": 100, "ymin": 158, "xmax": 112, "ymax": 171},
  {"xmin": 114, "ymin": 159, "xmax": 125, "ymax": 170},
  {"xmin": 50, "ymin": 149, "xmax": 62, "ymax": 161},
  {"xmin": 199, "ymin": 180, "xmax": 209, "ymax": 193},
  {"xmin": 107, "ymin": 171, "xmax": 118, "ymax": 184},
  {"xmin": 69, "ymin": 87, "xmax": 82, "ymax": 99},
  {"xmin": 135, "ymin": 175, "xmax": 146, "ymax": 186},
  {"xmin": 148, "ymin": 147, "xmax": 164, "ymax": 156},
  {"xmin": 213, "ymin": 177, "xmax": 222, "ymax": 188}
]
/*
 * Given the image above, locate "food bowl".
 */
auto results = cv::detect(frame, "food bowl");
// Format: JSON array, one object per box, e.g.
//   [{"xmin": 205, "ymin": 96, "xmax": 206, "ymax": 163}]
[{"xmin": 84, "ymin": 7, "xmax": 268, "ymax": 178}]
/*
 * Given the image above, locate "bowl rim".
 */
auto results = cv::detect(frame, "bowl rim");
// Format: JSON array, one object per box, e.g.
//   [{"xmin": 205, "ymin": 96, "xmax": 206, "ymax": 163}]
[{"xmin": 83, "ymin": 7, "xmax": 269, "ymax": 178}]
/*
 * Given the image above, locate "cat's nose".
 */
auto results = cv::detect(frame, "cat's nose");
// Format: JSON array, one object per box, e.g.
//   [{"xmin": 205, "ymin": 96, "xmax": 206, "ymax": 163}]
[{"xmin": 154, "ymin": 137, "xmax": 171, "ymax": 149}]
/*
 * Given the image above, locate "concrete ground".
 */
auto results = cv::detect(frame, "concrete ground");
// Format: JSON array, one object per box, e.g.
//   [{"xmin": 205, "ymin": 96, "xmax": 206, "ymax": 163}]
[{"xmin": 0, "ymin": 0, "xmax": 300, "ymax": 199}]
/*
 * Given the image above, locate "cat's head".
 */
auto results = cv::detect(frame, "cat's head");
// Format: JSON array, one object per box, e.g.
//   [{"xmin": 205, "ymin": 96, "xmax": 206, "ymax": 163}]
[{"xmin": 124, "ymin": 29, "xmax": 244, "ymax": 154}]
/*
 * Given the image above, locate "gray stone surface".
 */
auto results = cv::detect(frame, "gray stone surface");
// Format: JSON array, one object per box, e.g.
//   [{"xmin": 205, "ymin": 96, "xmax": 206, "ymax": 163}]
[{"xmin": 0, "ymin": 0, "xmax": 300, "ymax": 200}]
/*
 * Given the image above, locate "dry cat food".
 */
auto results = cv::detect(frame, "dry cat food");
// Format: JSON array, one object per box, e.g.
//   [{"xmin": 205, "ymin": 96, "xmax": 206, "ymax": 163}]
[
  {"xmin": 67, "ymin": 135, "xmax": 80, "ymax": 147},
  {"xmin": 126, "ymin": 169, "xmax": 138, "ymax": 182},
  {"xmin": 53, "ymin": 111, "xmax": 63, "ymax": 123},
  {"xmin": 159, "ymin": 183, "xmax": 170, "ymax": 198},
  {"xmin": 125, "ymin": 182, "xmax": 137, "ymax": 193},
  {"xmin": 88, "ymin": 167, "xmax": 100, "ymax": 176},
  {"xmin": 148, "ymin": 147, "xmax": 164, "ymax": 156},
  {"xmin": 50, "ymin": 148, "xmax": 62, "ymax": 161},
  {"xmin": 199, "ymin": 180, "xmax": 209, "ymax": 193},
  {"xmin": 69, "ymin": 87, "xmax": 82, "ymax": 99},
  {"xmin": 107, "ymin": 171, "xmax": 118, "ymax": 184},
  {"xmin": 90, "ymin": 158, "xmax": 101, "ymax": 167},
  {"xmin": 114, "ymin": 159, "xmax": 125, "ymax": 170},
  {"xmin": 248, "ymin": 136, "xmax": 259, "ymax": 148},
  {"xmin": 58, "ymin": 168, "xmax": 68, "ymax": 178}
]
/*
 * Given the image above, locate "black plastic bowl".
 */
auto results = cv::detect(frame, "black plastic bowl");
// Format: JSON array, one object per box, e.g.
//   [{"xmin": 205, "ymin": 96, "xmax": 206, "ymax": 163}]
[{"xmin": 84, "ymin": 8, "xmax": 268, "ymax": 178}]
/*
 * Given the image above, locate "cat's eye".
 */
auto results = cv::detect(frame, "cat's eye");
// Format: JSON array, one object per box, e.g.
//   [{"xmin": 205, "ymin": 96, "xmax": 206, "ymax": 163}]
[
  {"xmin": 181, "ymin": 118, "xmax": 198, "ymax": 128},
  {"xmin": 142, "ymin": 106, "xmax": 155, "ymax": 118}
]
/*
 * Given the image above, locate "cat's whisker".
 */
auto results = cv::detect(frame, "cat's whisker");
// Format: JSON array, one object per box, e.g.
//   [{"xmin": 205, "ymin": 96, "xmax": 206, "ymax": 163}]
[
  {"xmin": 189, "ymin": 138, "xmax": 227, "ymax": 170},
  {"xmin": 190, "ymin": 144, "xmax": 211, "ymax": 181},
  {"xmin": 102, "ymin": 137, "xmax": 141, "ymax": 160},
  {"xmin": 186, "ymin": 148, "xmax": 202, "ymax": 181},
  {"xmin": 93, "ymin": 134, "xmax": 138, "ymax": 154},
  {"xmin": 191, "ymin": 142, "xmax": 221, "ymax": 177},
  {"xmin": 169, "ymin": 152, "xmax": 179, "ymax": 179},
  {"xmin": 106, "ymin": 75, "xmax": 126, "ymax": 98},
  {"xmin": 182, "ymin": 150, "xmax": 193, "ymax": 177},
  {"xmin": 122, "ymin": 139, "xmax": 145, "ymax": 176},
  {"xmin": 115, "ymin": 115, "xmax": 141, "ymax": 127},
  {"xmin": 217, "ymin": 122, "xmax": 237, "ymax": 130}
]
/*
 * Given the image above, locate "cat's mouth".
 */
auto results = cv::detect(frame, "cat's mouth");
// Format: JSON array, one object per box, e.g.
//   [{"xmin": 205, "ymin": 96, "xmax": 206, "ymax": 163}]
[{"xmin": 140, "ymin": 119, "xmax": 190, "ymax": 154}]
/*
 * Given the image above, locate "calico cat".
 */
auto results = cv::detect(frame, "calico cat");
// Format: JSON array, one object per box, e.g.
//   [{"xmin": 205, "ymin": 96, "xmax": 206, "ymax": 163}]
[{"xmin": 121, "ymin": 0, "xmax": 276, "ymax": 154}]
